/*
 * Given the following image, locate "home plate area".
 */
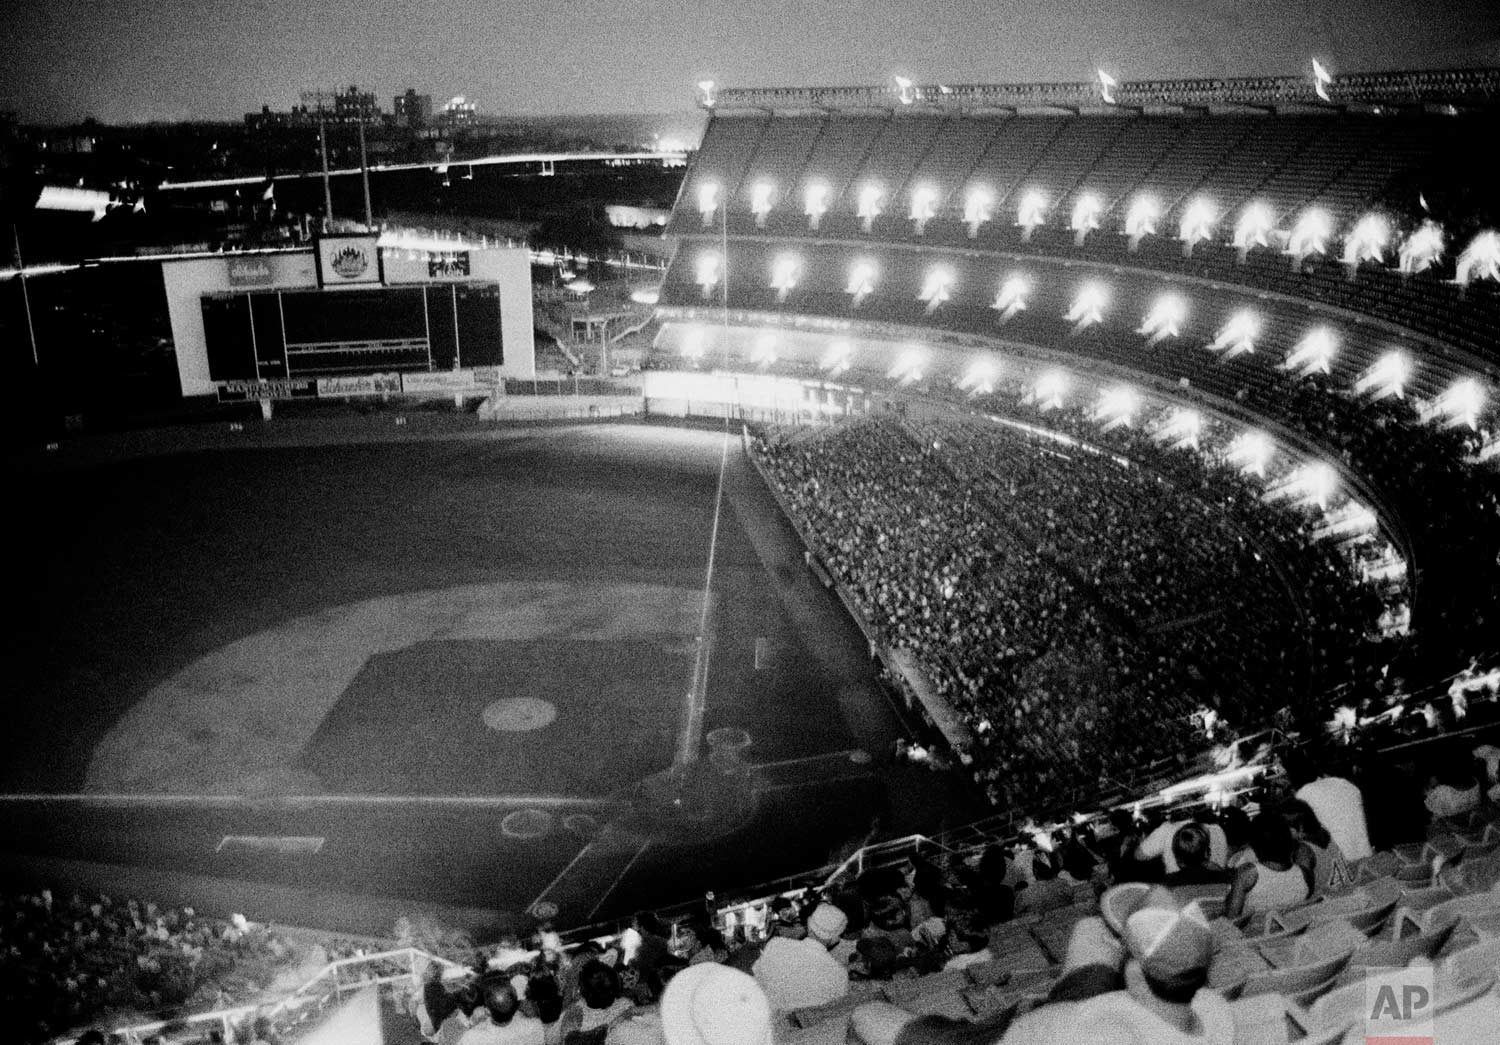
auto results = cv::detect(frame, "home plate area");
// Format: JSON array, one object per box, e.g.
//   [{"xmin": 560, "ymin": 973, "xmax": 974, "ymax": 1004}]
[{"xmin": 296, "ymin": 638, "xmax": 693, "ymax": 798}]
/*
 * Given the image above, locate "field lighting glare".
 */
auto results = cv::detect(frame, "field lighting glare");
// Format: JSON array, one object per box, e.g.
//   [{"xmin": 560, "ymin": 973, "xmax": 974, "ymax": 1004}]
[
  {"xmin": 959, "ymin": 357, "xmax": 999, "ymax": 395},
  {"xmin": 697, "ymin": 182, "xmax": 720, "ymax": 227},
  {"xmin": 1032, "ymin": 371, "xmax": 1067, "ymax": 411},
  {"xmin": 993, "ymin": 273, "xmax": 1029, "ymax": 321},
  {"xmin": 1287, "ymin": 207, "xmax": 1333, "ymax": 264},
  {"xmin": 1017, "ymin": 189, "xmax": 1047, "ymax": 241},
  {"xmin": 1070, "ymin": 193, "xmax": 1103, "ymax": 245},
  {"xmin": 752, "ymin": 333, "xmax": 778, "ymax": 367},
  {"xmin": 681, "ymin": 327, "xmax": 708, "ymax": 360},
  {"xmin": 1312, "ymin": 59, "xmax": 1333, "ymax": 102},
  {"xmin": 1208, "ymin": 309, "xmax": 1261, "ymax": 358},
  {"xmin": 1437, "ymin": 378, "xmax": 1485, "ymax": 429},
  {"xmin": 919, "ymin": 266, "xmax": 954, "ymax": 312},
  {"xmin": 964, "ymin": 186, "xmax": 994, "ymax": 237},
  {"xmin": 1455, "ymin": 230, "xmax": 1500, "ymax": 287},
  {"xmin": 1065, "ymin": 281, "xmax": 1109, "ymax": 330},
  {"xmin": 695, "ymin": 251, "xmax": 721, "ymax": 297},
  {"xmin": 1284, "ymin": 463, "xmax": 1337, "ymax": 509},
  {"xmin": 1228, "ymin": 430, "xmax": 1273, "ymax": 476},
  {"xmin": 857, "ymin": 183, "xmax": 884, "ymax": 232},
  {"xmin": 910, "ymin": 183, "xmax": 938, "ymax": 234},
  {"xmin": 1342, "ymin": 213, "xmax": 1390, "ymax": 271},
  {"xmin": 822, "ymin": 339, "xmax": 853, "ymax": 375},
  {"xmin": 697, "ymin": 80, "xmax": 717, "ymax": 107},
  {"xmin": 888, "ymin": 347, "xmax": 925, "ymax": 384},
  {"xmin": 804, "ymin": 181, "xmax": 831, "ymax": 230},
  {"xmin": 770, "ymin": 253, "xmax": 800, "ymax": 299},
  {"xmin": 1233, "ymin": 201, "xmax": 1276, "ymax": 258},
  {"xmin": 1097, "ymin": 68, "xmax": 1119, "ymax": 105},
  {"xmin": 1094, "ymin": 385, "xmax": 1139, "ymax": 430},
  {"xmin": 894, "ymin": 76, "xmax": 916, "ymax": 105},
  {"xmin": 1399, "ymin": 220, "xmax": 1445, "ymax": 275},
  {"xmin": 1138, "ymin": 293, "xmax": 1186, "ymax": 344},
  {"xmin": 1178, "ymin": 197, "xmax": 1217, "ymax": 255},
  {"xmin": 1155, "ymin": 407, "xmax": 1202, "ymax": 450},
  {"xmin": 1284, "ymin": 327, "xmax": 1338, "ymax": 377},
  {"xmin": 750, "ymin": 180, "xmax": 775, "ymax": 227},
  {"xmin": 1125, "ymin": 195, "xmax": 1161, "ymax": 251},
  {"xmin": 847, "ymin": 260, "xmax": 878, "ymax": 305},
  {"xmin": 1355, "ymin": 350, "xmax": 1411, "ymax": 400}
]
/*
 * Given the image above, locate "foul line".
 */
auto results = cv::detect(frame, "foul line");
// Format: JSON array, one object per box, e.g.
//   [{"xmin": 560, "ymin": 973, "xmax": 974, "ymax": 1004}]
[
  {"xmin": 0, "ymin": 792, "xmax": 621, "ymax": 810},
  {"xmin": 676, "ymin": 422, "xmax": 732, "ymax": 767}
]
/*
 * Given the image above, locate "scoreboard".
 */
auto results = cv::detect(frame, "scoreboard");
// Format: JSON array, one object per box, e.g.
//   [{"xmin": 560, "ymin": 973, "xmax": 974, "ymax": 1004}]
[{"xmin": 200, "ymin": 282, "xmax": 502, "ymax": 383}]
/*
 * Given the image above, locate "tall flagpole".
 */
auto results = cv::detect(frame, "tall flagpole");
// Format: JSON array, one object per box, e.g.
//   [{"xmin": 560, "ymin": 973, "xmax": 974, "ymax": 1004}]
[
  {"xmin": 13, "ymin": 224, "xmax": 38, "ymax": 366},
  {"xmin": 318, "ymin": 114, "xmax": 334, "ymax": 231},
  {"xmin": 357, "ymin": 119, "xmax": 373, "ymax": 230}
]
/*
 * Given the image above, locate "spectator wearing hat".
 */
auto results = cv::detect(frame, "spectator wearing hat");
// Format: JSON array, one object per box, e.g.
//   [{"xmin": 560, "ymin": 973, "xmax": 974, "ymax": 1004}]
[
  {"xmin": 750, "ymin": 902, "xmax": 850, "ymax": 1012},
  {"xmin": 659, "ymin": 964, "xmax": 772, "ymax": 1045}
]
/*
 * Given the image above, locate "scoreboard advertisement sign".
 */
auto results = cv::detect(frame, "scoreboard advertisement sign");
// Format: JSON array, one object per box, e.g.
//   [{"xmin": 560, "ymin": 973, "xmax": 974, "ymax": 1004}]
[
  {"xmin": 314, "ymin": 234, "xmax": 383, "ymax": 288},
  {"xmin": 215, "ymin": 378, "xmax": 317, "ymax": 402},
  {"xmin": 318, "ymin": 373, "xmax": 403, "ymax": 397},
  {"xmin": 428, "ymin": 253, "xmax": 471, "ymax": 278}
]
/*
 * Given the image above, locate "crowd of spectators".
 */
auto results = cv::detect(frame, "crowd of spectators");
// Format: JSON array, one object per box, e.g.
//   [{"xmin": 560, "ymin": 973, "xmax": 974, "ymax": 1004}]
[
  {"xmin": 0, "ymin": 891, "xmax": 302, "ymax": 1044},
  {"xmin": 754, "ymin": 409, "xmax": 1383, "ymax": 807}
]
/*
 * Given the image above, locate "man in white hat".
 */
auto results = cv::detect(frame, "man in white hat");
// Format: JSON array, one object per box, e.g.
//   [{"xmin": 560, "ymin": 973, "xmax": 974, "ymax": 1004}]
[
  {"xmin": 750, "ymin": 902, "xmax": 850, "ymax": 1011},
  {"xmin": 661, "ymin": 963, "xmax": 773, "ymax": 1045}
]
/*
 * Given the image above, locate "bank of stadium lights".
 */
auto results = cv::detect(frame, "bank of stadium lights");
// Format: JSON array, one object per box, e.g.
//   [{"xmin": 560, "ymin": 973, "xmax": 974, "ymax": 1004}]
[
  {"xmin": 1232, "ymin": 201, "xmax": 1276, "ymax": 259},
  {"xmin": 1455, "ymin": 230, "xmax": 1500, "ymax": 287},
  {"xmin": 1093, "ymin": 385, "xmax": 1139, "ymax": 430},
  {"xmin": 1311, "ymin": 59, "xmax": 1333, "ymax": 102},
  {"xmin": 1125, "ymin": 195, "xmax": 1161, "ymax": 252},
  {"xmin": 1070, "ymin": 193, "xmax": 1103, "ymax": 245},
  {"xmin": 751, "ymin": 333, "xmax": 779, "ymax": 368},
  {"xmin": 1287, "ymin": 207, "xmax": 1334, "ymax": 266},
  {"xmin": 847, "ymin": 260, "xmax": 878, "ymax": 306},
  {"xmin": 1227, "ymin": 430, "xmax": 1274, "ymax": 477},
  {"xmin": 1267, "ymin": 462, "xmax": 1337, "ymax": 510},
  {"xmin": 993, "ymin": 273, "xmax": 1030, "ymax": 321},
  {"xmin": 695, "ymin": 251, "xmax": 721, "ymax": 298},
  {"xmin": 697, "ymin": 80, "xmax": 717, "ymax": 108},
  {"xmin": 821, "ymin": 339, "xmax": 853, "ymax": 377},
  {"xmin": 697, "ymin": 183, "xmax": 720, "ymax": 228},
  {"xmin": 1283, "ymin": 327, "xmax": 1338, "ymax": 378},
  {"xmin": 887, "ymin": 347, "xmax": 925, "ymax": 384},
  {"xmin": 958, "ymin": 357, "xmax": 1000, "ymax": 396},
  {"xmin": 1030, "ymin": 371, "xmax": 1068, "ymax": 411},
  {"xmin": 1399, "ymin": 220, "xmax": 1445, "ymax": 275},
  {"xmin": 894, "ymin": 76, "xmax": 916, "ymax": 105},
  {"xmin": 1153, "ymin": 407, "xmax": 1202, "ymax": 451},
  {"xmin": 964, "ymin": 187, "xmax": 994, "ymax": 238},
  {"xmin": 1207, "ymin": 309, "xmax": 1261, "ymax": 358},
  {"xmin": 804, "ymin": 182, "xmax": 831, "ymax": 231},
  {"xmin": 1138, "ymin": 293, "xmax": 1186, "ymax": 344},
  {"xmin": 750, "ymin": 181, "xmax": 775, "ymax": 228},
  {"xmin": 910, "ymin": 183, "xmax": 939, "ymax": 235},
  {"xmin": 857, "ymin": 184, "xmax": 884, "ymax": 233},
  {"xmin": 1312, "ymin": 502, "xmax": 1377, "ymax": 542},
  {"xmin": 1097, "ymin": 69, "xmax": 1120, "ymax": 105},
  {"xmin": 1422, "ymin": 377, "xmax": 1486, "ymax": 429},
  {"xmin": 1065, "ymin": 281, "xmax": 1109, "ymax": 330},
  {"xmin": 770, "ymin": 253, "xmax": 801, "ymax": 300},
  {"xmin": 919, "ymin": 266, "xmax": 955, "ymax": 313},
  {"xmin": 1178, "ymin": 198, "xmax": 1218, "ymax": 256},
  {"xmin": 1017, "ymin": 189, "xmax": 1047, "ymax": 241},
  {"xmin": 1342, "ymin": 213, "xmax": 1391, "ymax": 274},
  {"xmin": 1354, "ymin": 350, "xmax": 1412, "ymax": 400}
]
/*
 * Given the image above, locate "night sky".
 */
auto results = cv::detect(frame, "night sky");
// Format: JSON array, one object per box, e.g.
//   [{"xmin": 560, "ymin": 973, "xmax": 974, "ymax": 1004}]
[{"xmin": 3, "ymin": 0, "xmax": 1498, "ymax": 125}]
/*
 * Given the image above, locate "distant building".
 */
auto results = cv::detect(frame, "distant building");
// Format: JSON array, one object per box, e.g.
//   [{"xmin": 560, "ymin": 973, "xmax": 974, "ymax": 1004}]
[
  {"xmin": 393, "ymin": 89, "xmax": 432, "ymax": 128},
  {"xmin": 299, "ymin": 86, "xmax": 382, "ymax": 126},
  {"xmin": 437, "ymin": 96, "xmax": 479, "ymax": 128}
]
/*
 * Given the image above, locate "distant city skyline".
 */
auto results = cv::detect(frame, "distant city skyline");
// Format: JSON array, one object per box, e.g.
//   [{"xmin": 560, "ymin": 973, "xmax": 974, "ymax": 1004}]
[{"xmin": 3, "ymin": 0, "xmax": 1498, "ymax": 124}]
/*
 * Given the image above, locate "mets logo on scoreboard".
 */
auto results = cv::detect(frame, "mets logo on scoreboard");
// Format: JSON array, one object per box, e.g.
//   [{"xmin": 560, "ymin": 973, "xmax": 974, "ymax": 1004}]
[{"xmin": 330, "ymin": 244, "xmax": 370, "ymax": 279}]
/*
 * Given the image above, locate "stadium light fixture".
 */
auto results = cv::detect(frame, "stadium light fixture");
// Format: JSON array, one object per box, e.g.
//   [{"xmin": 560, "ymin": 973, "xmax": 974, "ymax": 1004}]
[
  {"xmin": 857, "ymin": 183, "xmax": 884, "ymax": 232},
  {"xmin": 1227, "ymin": 430, "xmax": 1273, "ymax": 477},
  {"xmin": 1070, "ymin": 193, "xmax": 1103, "ymax": 245},
  {"xmin": 1399, "ymin": 220, "xmax": 1445, "ymax": 275},
  {"xmin": 888, "ymin": 346, "xmax": 925, "ymax": 384},
  {"xmin": 964, "ymin": 186, "xmax": 994, "ymax": 238},
  {"xmin": 1342, "ymin": 213, "xmax": 1391, "ymax": 274},
  {"xmin": 1283, "ymin": 327, "xmax": 1338, "ymax": 377},
  {"xmin": 1272, "ymin": 462, "xmax": 1336, "ymax": 509},
  {"xmin": 847, "ymin": 259, "xmax": 878, "ymax": 306},
  {"xmin": 1153, "ymin": 407, "xmax": 1202, "ymax": 450},
  {"xmin": 752, "ymin": 333, "xmax": 779, "ymax": 368},
  {"xmin": 1232, "ymin": 200, "xmax": 1276, "ymax": 259},
  {"xmin": 1311, "ymin": 59, "xmax": 1333, "ymax": 102},
  {"xmin": 1138, "ymin": 292, "xmax": 1186, "ymax": 344},
  {"xmin": 770, "ymin": 253, "xmax": 800, "ymax": 300},
  {"xmin": 1065, "ymin": 281, "xmax": 1109, "ymax": 330},
  {"xmin": 750, "ymin": 180, "xmax": 775, "ymax": 228},
  {"xmin": 804, "ymin": 181, "xmax": 831, "ymax": 231},
  {"xmin": 629, "ymin": 286, "xmax": 660, "ymax": 305},
  {"xmin": 1097, "ymin": 69, "xmax": 1119, "ymax": 105},
  {"xmin": 1455, "ymin": 229, "xmax": 1500, "ymax": 287},
  {"xmin": 822, "ymin": 339, "xmax": 853, "ymax": 376},
  {"xmin": 695, "ymin": 251, "xmax": 721, "ymax": 298},
  {"xmin": 959, "ymin": 356, "xmax": 1000, "ymax": 396},
  {"xmin": 697, "ymin": 80, "xmax": 717, "ymax": 107},
  {"xmin": 1354, "ymin": 350, "xmax": 1412, "ymax": 400},
  {"xmin": 909, "ymin": 183, "xmax": 939, "ymax": 235},
  {"xmin": 1427, "ymin": 377, "xmax": 1486, "ymax": 429},
  {"xmin": 1032, "ymin": 370, "xmax": 1068, "ymax": 411},
  {"xmin": 1125, "ymin": 194, "xmax": 1161, "ymax": 252},
  {"xmin": 697, "ymin": 182, "xmax": 720, "ymax": 228},
  {"xmin": 993, "ymin": 273, "xmax": 1029, "ymax": 321},
  {"xmin": 1178, "ymin": 197, "xmax": 1218, "ymax": 256},
  {"xmin": 1094, "ymin": 385, "xmax": 1139, "ymax": 430},
  {"xmin": 894, "ymin": 76, "xmax": 916, "ymax": 105},
  {"xmin": 1207, "ymin": 309, "xmax": 1261, "ymax": 358},
  {"xmin": 919, "ymin": 265, "xmax": 955, "ymax": 313},
  {"xmin": 1286, "ymin": 207, "xmax": 1334, "ymax": 266},
  {"xmin": 1017, "ymin": 189, "xmax": 1047, "ymax": 241},
  {"xmin": 34, "ymin": 185, "xmax": 115, "ymax": 222}
]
